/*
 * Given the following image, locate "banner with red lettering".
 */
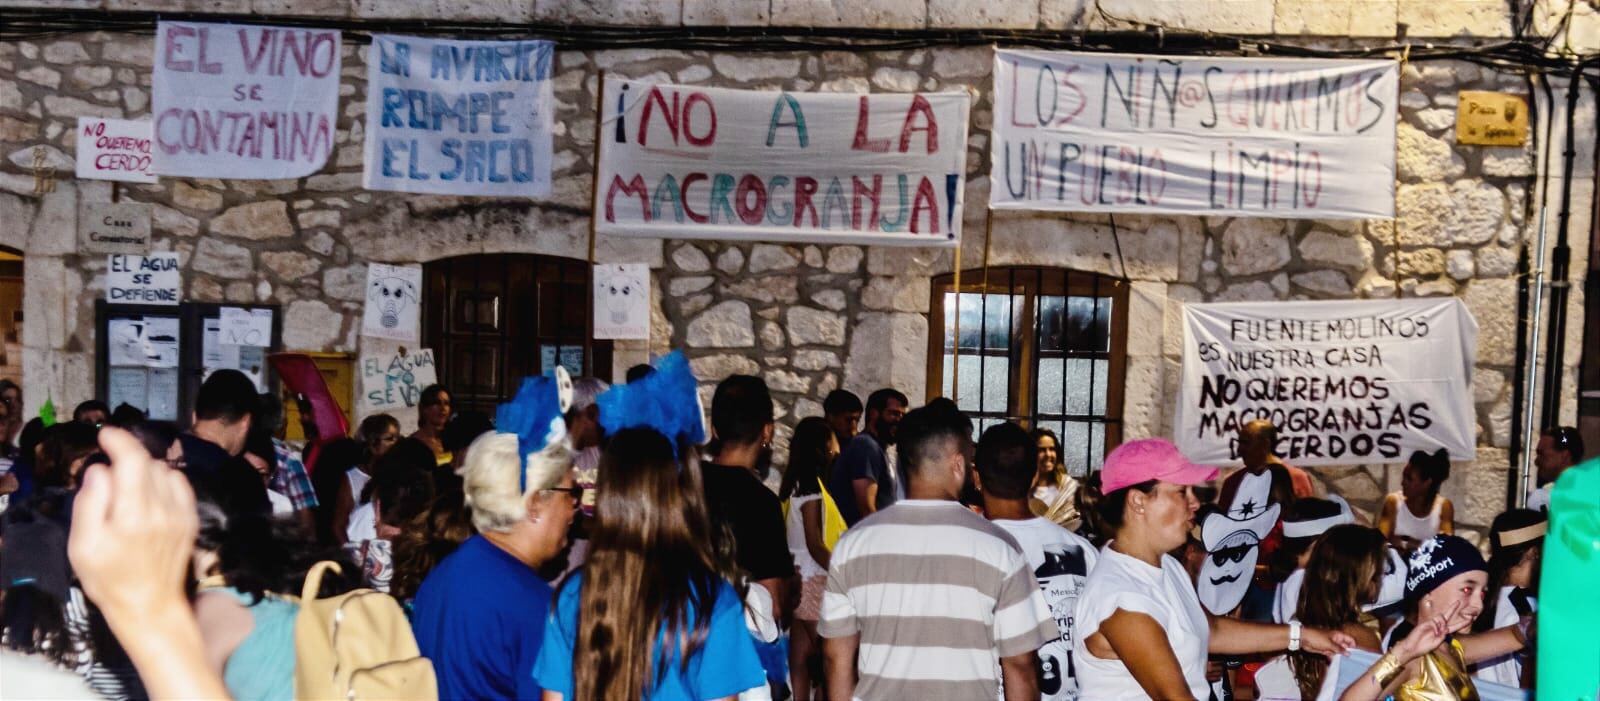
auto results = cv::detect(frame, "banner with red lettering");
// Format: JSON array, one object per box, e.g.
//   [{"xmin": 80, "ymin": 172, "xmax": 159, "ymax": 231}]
[
  {"xmin": 152, "ymin": 21, "xmax": 341, "ymax": 179},
  {"xmin": 595, "ymin": 79, "xmax": 970, "ymax": 247},
  {"xmin": 991, "ymin": 50, "xmax": 1397, "ymax": 220},
  {"xmin": 1175, "ymin": 299, "xmax": 1476, "ymax": 467},
  {"xmin": 76, "ymin": 117, "xmax": 156, "ymax": 184}
]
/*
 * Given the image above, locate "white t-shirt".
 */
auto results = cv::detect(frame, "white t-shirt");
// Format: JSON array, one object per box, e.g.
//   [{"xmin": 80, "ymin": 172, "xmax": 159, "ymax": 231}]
[
  {"xmin": 992, "ymin": 517, "xmax": 1098, "ymax": 701},
  {"xmin": 784, "ymin": 492, "xmax": 827, "ymax": 578},
  {"xmin": 1474, "ymin": 585, "xmax": 1535, "ymax": 686},
  {"xmin": 1073, "ymin": 544, "xmax": 1211, "ymax": 700},
  {"xmin": 1272, "ymin": 568, "xmax": 1306, "ymax": 624},
  {"xmin": 346, "ymin": 467, "xmax": 371, "ymax": 503},
  {"xmin": 347, "ymin": 501, "xmax": 377, "ymax": 543},
  {"xmin": 267, "ymin": 488, "xmax": 294, "ymax": 516},
  {"xmin": 1526, "ymin": 483, "xmax": 1551, "ymax": 512}
]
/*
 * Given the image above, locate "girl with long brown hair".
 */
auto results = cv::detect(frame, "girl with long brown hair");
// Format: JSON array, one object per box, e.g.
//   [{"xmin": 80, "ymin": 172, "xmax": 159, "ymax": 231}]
[
  {"xmin": 1283, "ymin": 525, "xmax": 1387, "ymax": 699},
  {"xmin": 532, "ymin": 427, "xmax": 765, "ymax": 700}
]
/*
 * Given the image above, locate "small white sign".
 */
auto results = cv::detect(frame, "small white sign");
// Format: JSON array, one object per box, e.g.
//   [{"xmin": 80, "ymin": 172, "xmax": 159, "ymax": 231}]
[
  {"xmin": 362, "ymin": 262, "xmax": 422, "ymax": 342},
  {"xmin": 219, "ymin": 307, "xmax": 273, "ymax": 347},
  {"xmin": 79, "ymin": 202, "xmax": 152, "ymax": 255},
  {"xmin": 593, "ymin": 263, "xmax": 650, "ymax": 340},
  {"xmin": 76, "ymin": 117, "xmax": 157, "ymax": 184},
  {"xmin": 106, "ymin": 253, "xmax": 181, "ymax": 306}
]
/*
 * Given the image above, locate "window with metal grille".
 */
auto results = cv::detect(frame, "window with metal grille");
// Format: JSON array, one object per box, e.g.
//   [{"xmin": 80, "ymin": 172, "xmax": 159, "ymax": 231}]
[
  {"xmin": 928, "ymin": 267, "xmax": 1128, "ymax": 477},
  {"xmin": 423, "ymin": 254, "xmax": 611, "ymax": 417}
]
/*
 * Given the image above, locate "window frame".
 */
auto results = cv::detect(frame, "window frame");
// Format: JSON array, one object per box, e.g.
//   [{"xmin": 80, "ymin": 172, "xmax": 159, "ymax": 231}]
[{"xmin": 927, "ymin": 266, "xmax": 1129, "ymax": 470}]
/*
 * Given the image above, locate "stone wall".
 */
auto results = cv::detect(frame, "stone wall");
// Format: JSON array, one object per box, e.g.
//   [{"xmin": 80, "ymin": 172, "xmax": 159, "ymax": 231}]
[{"xmin": 1, "ymin": 0, "xmax": 1595, "ymax": 538}]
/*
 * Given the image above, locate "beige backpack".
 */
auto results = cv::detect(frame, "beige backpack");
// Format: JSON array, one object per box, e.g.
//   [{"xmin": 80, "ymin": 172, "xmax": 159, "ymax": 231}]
[{"xmin": 294, "ymin": 561, "xmax": 437, "ymax": 700}]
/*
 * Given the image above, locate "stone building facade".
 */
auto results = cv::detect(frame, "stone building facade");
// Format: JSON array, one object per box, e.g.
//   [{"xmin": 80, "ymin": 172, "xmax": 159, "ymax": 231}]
[{"xmin": 1, "ymin": 0, "xmax": 1596, "ymax": 537}]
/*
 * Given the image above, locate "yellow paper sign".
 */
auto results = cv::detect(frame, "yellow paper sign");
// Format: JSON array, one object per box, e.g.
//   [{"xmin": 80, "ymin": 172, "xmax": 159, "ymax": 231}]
[{"xmin": 1456, "ymin": 91, "xmax": 1528, "ymax": 146}]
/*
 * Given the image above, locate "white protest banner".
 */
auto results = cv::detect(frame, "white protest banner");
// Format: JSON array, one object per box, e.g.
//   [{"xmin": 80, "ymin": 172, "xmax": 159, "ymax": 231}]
[
  {"xmin": 363, "ymin": 36, "xmax": 554, "ymax": 197},
  {"xmin": 76, "ymin": 117, "xmax": 156, "ymax": 183},
  {"xmin": 362, "ymin": 263, "xmax": 422, "ymax": 342},
  {"xmin": 597, "ymin": 79, "xmax": 971, "ymax": 247},
  {"xmin": 360, "ymin": 347, "xmax": 437, "ymax": 412},
  {"xmin": 593, "ymin": 263, "xmax": 649, "ymax": 339},
  {"xmin": 991, "ymin": 50, "xmax": 1398, "ymax": 219},
  {"xmin": 106, "ymin": 253, "xmax": 181, "ymax": 305},
  {"xmin": 1175, "ymin": 298, "xmax": 1477, "ymax": 467},
  {"xmin": 152, "ymin": 21, "xmax": 340, "ymax": 179}
]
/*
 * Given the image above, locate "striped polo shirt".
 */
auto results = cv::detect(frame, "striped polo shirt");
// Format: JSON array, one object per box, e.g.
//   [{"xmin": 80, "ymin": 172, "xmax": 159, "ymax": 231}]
[{"xmin": 818, "ymin": 499, "xmax": 1059, "ymax": 700}]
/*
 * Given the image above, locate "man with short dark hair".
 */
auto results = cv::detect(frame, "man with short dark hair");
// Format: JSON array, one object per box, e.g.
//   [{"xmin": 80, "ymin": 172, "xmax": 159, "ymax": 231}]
[
  {"xmin": 180, "ymin": 370, "xmax": 268, "ymax": 516},
  {"xmin": 822, "ymin": 389, "xmax": 863, "ymax": 447},
  {"xmin": 820, "ymin": 403, "xmax": 1057, "ymax": 701},
  {"xmin": 702, "ymin": 375, "xmax": 795, "ymax": 623},
  {"xmin": 975, "ymin": 422, "xmax": 1097, "ymax": 700},
  {"xmin": 1530, "ymin": 425, "xmax": 1585, "ymax": 511},
  {"xmin": 831, "ymin": 388, "xmax": 907, "ymax": 525},
  {"xmin": 72, "ymin": 400, "xmax": 110, "ymax": 426}
]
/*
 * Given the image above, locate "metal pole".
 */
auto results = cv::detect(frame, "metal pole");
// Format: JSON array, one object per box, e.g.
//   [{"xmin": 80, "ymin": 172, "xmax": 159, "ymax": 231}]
[{"xmin": 1516, "ymin": 180, "xmax": 1550, "ymax": 509}]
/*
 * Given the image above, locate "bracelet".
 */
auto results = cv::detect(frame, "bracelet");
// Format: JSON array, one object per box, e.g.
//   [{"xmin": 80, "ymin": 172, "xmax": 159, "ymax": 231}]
[
  {"xmin": 1288, "ymin": 621, "xmax": 1302, "ymax": 652},
  {"xmin": 1371, "ymin": 653, "xmax": 1405, "ymax": 689}
]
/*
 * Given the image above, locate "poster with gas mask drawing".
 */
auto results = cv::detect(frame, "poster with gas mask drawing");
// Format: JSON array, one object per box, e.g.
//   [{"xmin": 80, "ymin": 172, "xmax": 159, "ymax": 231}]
[{"xmin": 362, "ymin": 263, "xmax": 422, "ymax": 342}]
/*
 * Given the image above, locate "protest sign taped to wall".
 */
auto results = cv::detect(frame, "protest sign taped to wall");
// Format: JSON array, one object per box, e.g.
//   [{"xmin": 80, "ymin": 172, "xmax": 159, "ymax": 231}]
[
  {"xmin": 1175, "ymin": 298, "xmax": 1476, "ymax": 467},
  {"xmin": 991, "ymin": 50, "xmax": 1397, "ymax": 219},
  {"xmin": 76, "ymin": 117, "xmax": 157, "ymax": 183},
  {"xmin": 152, "ymin": 21, "xmax": 340, "ymax": 179},
  {"xmin": 596, "ymin": 79, "xmax": 970, "ymax": 247},
  {"xmin": 360, "ymin": 347, "xmax": 437, "ymax": 412},
  {"xmin": 363, "ymin": 35, "xmax": 554, "ymax": 197}
]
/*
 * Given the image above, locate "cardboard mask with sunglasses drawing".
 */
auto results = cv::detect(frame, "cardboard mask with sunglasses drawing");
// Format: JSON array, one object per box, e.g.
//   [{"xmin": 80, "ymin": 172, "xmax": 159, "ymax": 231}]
[{"xmin": 1198, "ymin": 502, "xmax": 1280, "ymax": 615}]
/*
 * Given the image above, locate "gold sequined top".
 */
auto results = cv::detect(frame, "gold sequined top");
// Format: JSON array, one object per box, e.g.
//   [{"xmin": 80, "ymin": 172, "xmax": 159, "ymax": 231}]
[{"xmin": 1397, "ymin": 639, "xmax": 1479, "ymax": 701}]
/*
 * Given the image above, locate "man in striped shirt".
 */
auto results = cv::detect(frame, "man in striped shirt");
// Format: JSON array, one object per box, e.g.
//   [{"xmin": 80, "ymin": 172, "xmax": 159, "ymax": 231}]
[{"xmin": 819, "ymin": 401, "xmax": 1059, "ymax": 700}]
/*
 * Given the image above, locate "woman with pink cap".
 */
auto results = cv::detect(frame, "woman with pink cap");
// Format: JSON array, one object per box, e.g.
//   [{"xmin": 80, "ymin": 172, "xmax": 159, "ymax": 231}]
[{"xmin": 1072, "ymin": 438, "xmax": 1355, "ymax": 700}]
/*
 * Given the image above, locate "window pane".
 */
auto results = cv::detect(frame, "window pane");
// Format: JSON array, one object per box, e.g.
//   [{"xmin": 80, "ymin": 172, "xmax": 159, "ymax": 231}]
[
  {"xmin": 942, "ymin": 353, "xmax": 1009, "ymax": 414},
  {"xmin": 1058, "ymin": 421, "xmax": 1107, "ymax": 478},
  {"xmin": 1040, "ymin": 295, "xmax": 1112, "ymax": 353},
  {"xmin": 1036, "ymin": 358, "xmax": 1108, "ymax": 416},
  {"xmin": 943, "ymin": 292, "xmax": 1016, "ymax": 351}
]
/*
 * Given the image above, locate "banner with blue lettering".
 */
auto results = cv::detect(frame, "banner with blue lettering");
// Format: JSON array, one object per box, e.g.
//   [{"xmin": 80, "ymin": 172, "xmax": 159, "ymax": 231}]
[
  {"xmin": 992, "ymin": 50, "xmax": 1398, "ymax": 220},
  {"xmin": 596, "ymin": 79, "xmax": 970, "ymax": 247},
  {"xmin": 363, "ymin": 35, "xmax": 554, "ymax": 197},
  {"xmin": 1176, "ymin": 299, "xmax": 1476, "ymax": 467}
]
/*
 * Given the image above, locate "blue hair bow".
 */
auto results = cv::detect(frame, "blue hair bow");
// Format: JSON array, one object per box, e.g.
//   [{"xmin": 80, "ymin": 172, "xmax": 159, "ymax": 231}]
[
  {"xmin": 596, "ymin": 351, "xmax": 706, "ymax": 453},
  {"xmin": 494, "ymin": 368, "xmax": 571, "ymax": 491}
]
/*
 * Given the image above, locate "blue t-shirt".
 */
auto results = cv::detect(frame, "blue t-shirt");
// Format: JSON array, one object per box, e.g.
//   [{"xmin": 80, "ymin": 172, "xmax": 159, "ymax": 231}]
[
  {"xmin": 411, "ymin": 535, "xmax": 552, "ymax": 701},
  {"xmin": 532, "ymin": 573, "xmax": 765, "ymax": 700}
]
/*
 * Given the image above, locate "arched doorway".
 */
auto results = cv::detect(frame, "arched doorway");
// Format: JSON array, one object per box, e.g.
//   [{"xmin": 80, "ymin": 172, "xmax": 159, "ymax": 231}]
[{"xmin": 422, "ymin": 254, "xmax": 611, "ymax": 416}]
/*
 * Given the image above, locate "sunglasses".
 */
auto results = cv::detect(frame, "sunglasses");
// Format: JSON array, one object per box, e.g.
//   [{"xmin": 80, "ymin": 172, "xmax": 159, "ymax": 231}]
[
  {"xmin": 1210, "ymin": 544, "xmax": 1254, "ymax": 566},
  {"xmin": 541, "ymin": 485, "xmax": 585, "ymax": 502}
]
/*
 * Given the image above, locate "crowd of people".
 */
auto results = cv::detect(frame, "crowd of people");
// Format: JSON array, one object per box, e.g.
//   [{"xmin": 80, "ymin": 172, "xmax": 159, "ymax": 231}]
[{"xmin": 0, "ymin": 359, "xmax": 1580, "ymax": 700}]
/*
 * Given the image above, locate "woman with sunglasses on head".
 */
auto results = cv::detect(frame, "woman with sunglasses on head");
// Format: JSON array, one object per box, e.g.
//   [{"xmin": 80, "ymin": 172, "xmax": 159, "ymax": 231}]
[
  {"xmin": 411, "ymin": 430, "xmax": 580, "ymax": 700},
  {"xmin": 1344, "ymin": 534, "xmax": 1530, "ymax": 701},
  {"xmin": 533, "ymin": 427, "xmax": 765, "ymax": 700},
  {"xmin": 1073, "ymin": 439, "xmax": 1354, "ymax": 700}
]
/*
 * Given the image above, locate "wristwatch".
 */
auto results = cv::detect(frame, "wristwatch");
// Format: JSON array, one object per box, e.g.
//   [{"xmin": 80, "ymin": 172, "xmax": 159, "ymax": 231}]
[{"xmin": 1288, "ymin": 621, "xmax": 1302, "ymax": 652}]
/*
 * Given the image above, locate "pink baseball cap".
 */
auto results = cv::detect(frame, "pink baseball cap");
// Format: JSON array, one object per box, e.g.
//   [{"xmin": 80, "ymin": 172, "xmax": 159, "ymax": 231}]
[{"xmin": 1099, "ymin": 438, "xmax": 1218, "ymax": 494}]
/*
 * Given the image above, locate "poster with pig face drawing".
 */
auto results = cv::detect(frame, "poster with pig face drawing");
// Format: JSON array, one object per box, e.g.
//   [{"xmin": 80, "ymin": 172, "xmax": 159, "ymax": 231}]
[
  {"xmin": 593, "ymin": 263, "xmax": 649, "ymax": 340},
  {"xmin": 362, "ymin": 263, "xmax": 422, "ymax": 342}
]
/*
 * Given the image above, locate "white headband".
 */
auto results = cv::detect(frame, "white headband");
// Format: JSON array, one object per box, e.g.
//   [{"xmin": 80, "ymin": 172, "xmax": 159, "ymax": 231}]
[{"xmin": 1282, "ymin": 495, "xmax": 1355, "ymax": 539}]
